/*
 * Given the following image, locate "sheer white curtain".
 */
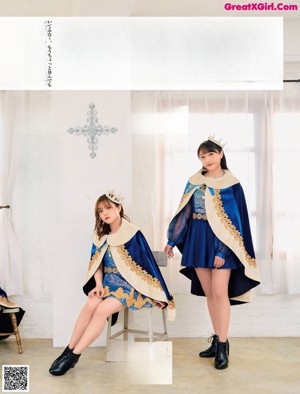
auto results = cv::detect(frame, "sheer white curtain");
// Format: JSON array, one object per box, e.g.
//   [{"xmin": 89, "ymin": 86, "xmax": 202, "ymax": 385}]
[
  {"xmin": 271, "ymin": 85, "xmax": 300, "ymax": 293},
  {"xmin": 0, "ymin": 91, "xmax": 23, "ymax": 295},
  {"xmin": 131, "ymin": 87, "xmax": 300, "ymax": 295}
]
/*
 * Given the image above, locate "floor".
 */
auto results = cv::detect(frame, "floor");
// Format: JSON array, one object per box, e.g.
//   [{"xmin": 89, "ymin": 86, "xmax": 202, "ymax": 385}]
[{"xmin": 1, "ymin": 337, "xmax": 299, "ymax": 394}]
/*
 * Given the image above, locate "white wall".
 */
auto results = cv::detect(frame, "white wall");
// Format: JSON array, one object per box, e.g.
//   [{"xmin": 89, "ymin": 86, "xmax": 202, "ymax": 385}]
[
  {"xmin": 10, "ymin": 91, "xmax": 132, "ymax": 345},
  {"xmin": 132, "ymin": 294, "xmax": 300, "ymax": 338}
]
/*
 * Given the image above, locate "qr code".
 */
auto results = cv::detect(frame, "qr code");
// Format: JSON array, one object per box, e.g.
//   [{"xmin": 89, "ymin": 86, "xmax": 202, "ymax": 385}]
[{"xmin": 2, "ymin": 365, "xmax": 29, "ymax": 392}]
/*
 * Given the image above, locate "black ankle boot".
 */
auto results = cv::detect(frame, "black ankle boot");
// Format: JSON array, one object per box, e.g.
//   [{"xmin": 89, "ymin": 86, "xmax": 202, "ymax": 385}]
[
  {"xmin": 49, "ymin": 345, "xmax": 73, "ymax": 371},
  {"xmin": 54, "ymin": 345, "xmax": 72, "ymax": 362},
  {"xmin": 199, "ymin": 334, "xmax": 219, "ymax": 358},
  {"xmin": 214, "ymin": 340, "xmax": 229, "ymax": 370},
  {"xmin": 49, "ymin": 351, "xmax": 81, "ymax": 376}
]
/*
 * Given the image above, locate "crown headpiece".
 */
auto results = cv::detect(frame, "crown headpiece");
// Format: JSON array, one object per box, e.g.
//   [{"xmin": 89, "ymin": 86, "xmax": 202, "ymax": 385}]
[
  {"xmin": 208, "ymin": 133, "xmax": 227, "ymax": 149},
  {"xmin": 105, "ymin": 189, "xmax": 124, "ymax": 204}
]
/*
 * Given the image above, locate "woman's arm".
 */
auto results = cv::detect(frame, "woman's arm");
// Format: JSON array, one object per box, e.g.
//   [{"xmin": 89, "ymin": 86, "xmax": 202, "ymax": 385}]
[
  {"xmin": 167, "ymin": 198, "xmax": 192, "ymax": 247},
  {"xmin": 88, "ymin": 267, "xmax": 105, "ymax": 299},
  {"xmin": 215, "ymin": 238, "xmax": 231, "ymax": 259}
]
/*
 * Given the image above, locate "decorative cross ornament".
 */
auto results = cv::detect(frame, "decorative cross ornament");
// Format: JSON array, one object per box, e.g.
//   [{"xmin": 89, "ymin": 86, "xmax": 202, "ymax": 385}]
[{"xmin": 67, "ymin": 103, "xmax": 118, "ymax": 159}]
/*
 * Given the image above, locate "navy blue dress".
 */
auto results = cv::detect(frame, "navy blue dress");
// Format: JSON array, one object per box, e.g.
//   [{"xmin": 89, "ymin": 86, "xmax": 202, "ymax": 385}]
[
  {"xmin": 168, "ymin": 186, "xmax": 243, "ymax": 270},
  {"xmin": 102, "ymin": 247, "xmax": 154, "ymax": 309}
]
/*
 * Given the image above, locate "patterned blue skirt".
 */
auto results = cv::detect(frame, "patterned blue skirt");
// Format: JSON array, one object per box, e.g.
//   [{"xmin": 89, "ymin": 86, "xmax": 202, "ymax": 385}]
[
  {"xmin": 102, "ymin": 249, "xmax": 154, "ymax": 310},
  {"xmin": 181, "ymin": 218, "xmax": 243, "ymax": 270}
]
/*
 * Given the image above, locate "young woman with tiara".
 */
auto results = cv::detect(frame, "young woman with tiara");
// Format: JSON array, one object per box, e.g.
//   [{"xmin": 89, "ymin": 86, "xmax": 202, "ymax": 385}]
[
  {"xmin": 164, "ymin": 135, "xmax": 260, "ymax": 370},
  {"xmin": 49, "ymin": 191, "xmax": 175, "ymax": 376}
]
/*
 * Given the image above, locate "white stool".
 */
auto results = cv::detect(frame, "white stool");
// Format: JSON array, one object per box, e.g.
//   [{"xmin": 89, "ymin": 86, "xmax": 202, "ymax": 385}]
[
  {"xmin": 106, "ymin": 251, "xmax": 169, "ymax": 362},
  {"xmin": 106, "ymin": 307, "xmax": 168, "ymax": 361}
]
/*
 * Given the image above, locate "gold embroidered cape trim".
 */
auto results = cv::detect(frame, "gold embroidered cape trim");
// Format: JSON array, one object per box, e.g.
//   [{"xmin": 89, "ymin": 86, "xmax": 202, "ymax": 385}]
[
  {"xmin": 84, "ymin": 243, "xmax": 108, "ymax": 287},
  {"xmin": 111, "ymin": 245, "xmax": 176, "ymax": 320},
  {"xmin": 117, "ymin": 246, "xmax": 164, "ymax": 291},
  {"xmin": 212, "ymin": 190, "xmax": 257, "ymax": 268},
  {"xmin": 88, "ymin": 249, "xmax": 102, "ymax": 271},
  {"xmin": 85, "ymin": 242, "xmax": 167, "ymax": 299},
  {"xmin": 103, "ymin": 286, "xmax": 155, "ymax": 309},
  {"xmin": 204, "ymin": 187, "xmax": 260, "ymax": 284}
]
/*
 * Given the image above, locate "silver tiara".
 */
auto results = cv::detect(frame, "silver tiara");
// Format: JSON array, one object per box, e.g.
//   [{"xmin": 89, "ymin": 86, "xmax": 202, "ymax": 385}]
[
  {"xmin": 208, "ymin": 133, "xmax": 227, "ymax": 148},
  {"xmin": 105, "ymin": 190, "xmax": 124, "ymax": 204}
]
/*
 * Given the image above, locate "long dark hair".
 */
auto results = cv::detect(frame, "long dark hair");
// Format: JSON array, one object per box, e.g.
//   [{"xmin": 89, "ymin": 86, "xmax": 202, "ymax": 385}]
[
  {"xmin": 197, "ymin": 140, "xmax": 229, "ymax": 172},
  {"xmin": 94, "ymin": 194, "xmax": 129, "ymax": 239}
]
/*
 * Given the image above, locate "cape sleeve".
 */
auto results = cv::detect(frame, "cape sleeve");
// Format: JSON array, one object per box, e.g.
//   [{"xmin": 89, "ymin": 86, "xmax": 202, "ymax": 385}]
[{"xmin": 167, "ymin": 188, "xmax": 193, "ymax": 251}]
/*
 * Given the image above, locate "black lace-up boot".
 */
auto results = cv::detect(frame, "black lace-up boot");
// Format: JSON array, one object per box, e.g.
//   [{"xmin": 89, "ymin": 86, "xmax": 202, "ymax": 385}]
[{"xmin": 199, "ymin": 334, "xmax": 219, "ymax": 358}]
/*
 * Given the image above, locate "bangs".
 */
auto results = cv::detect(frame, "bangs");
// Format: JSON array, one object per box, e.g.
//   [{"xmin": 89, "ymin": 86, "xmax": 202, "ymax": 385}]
[
  {"xmin": 97, "ymin": 195, "xmax": 115, "ymax": 208},
  {"xmin": 198, "ymin": 140, "xmax": 221, "ymax": 155}
]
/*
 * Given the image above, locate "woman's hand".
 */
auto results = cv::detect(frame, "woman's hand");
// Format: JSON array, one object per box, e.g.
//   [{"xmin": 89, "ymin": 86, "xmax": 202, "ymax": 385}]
[
  {"xmin": 214, "ymin": 256, "xmax": 225, "ymax": 269},
  {"xmin": 164, "ymin": 244, "xmax": 174, "ymax": 258},
  {"xmin": 154, "ymin": 300, "xmax": 166, "ymax": 309},
  {"xmin": 88, "ymin": 285, "xmax": 105, "ymax": 299}
]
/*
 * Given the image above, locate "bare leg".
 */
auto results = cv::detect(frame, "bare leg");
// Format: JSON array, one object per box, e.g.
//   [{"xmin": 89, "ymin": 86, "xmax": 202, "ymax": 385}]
[
  {"xmin": 73, "ymin": 297, "xmax": 124, "ymax": 354},
  {"xmin": 69, "ymin": 296, "xmax": 102, "ymax": 349},
  {"xmin": 195, "ymin": 268, "xmax": 218, "ymax": 334},
  {"xmin": 196, "ymin": 268, "xmax": 231, "ymax": 341},
  {"xmin": 211, "ymin": 269, "xmax": 231, "ymax": 342}
]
